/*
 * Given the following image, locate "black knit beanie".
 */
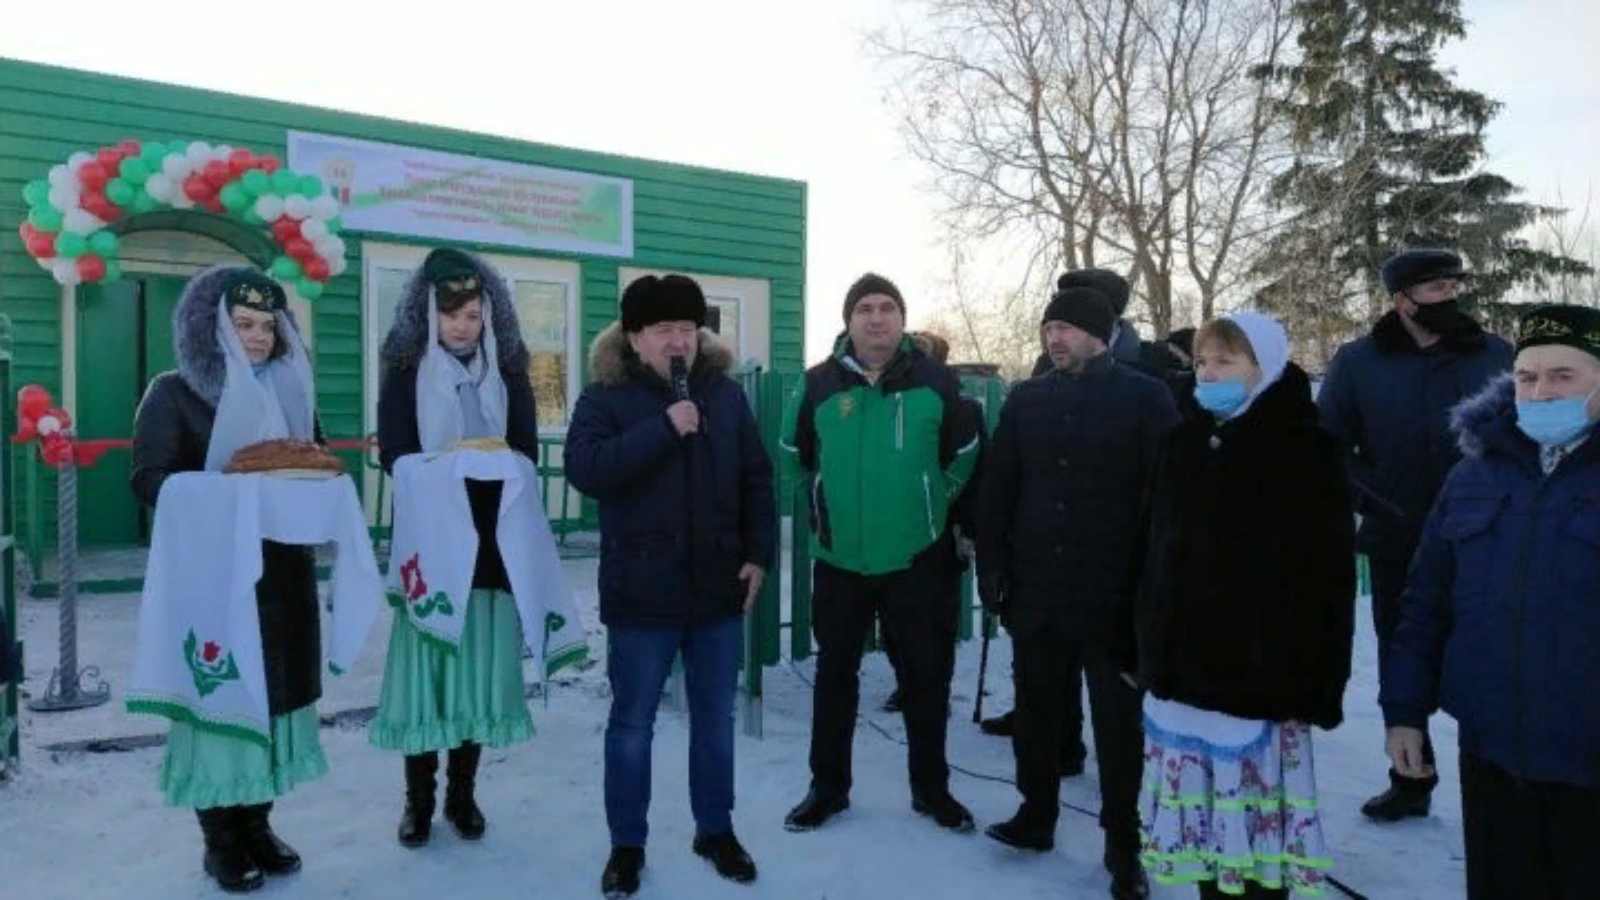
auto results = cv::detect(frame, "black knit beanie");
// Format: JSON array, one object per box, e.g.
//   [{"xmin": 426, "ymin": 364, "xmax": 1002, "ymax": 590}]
[
  {"xmin": 1057, "ymin": 268, "xmax": 1131, "ymax": 317},
  {"xmin": 843, "ymin": 273, "xmax": 906, "ymax": 323},
  {"xmin": 1041, "ymin": 287, "xmax": 1115, "ymax": 344}
]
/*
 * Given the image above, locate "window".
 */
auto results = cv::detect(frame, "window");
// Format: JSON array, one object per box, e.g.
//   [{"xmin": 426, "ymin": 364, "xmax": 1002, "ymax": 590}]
[
  {"xmin": 512, "ymin": 280, "xmax": 571, "ymax": 429},
  {"xmin": 706, "ymin": 294, "xmax": 744, "ymax": 362}
]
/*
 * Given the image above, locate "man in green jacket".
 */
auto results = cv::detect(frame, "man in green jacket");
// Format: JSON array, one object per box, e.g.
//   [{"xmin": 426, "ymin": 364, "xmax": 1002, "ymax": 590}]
[{"xmin": 780, "ymin": 273, "xmax": 982, "ymax": 834}]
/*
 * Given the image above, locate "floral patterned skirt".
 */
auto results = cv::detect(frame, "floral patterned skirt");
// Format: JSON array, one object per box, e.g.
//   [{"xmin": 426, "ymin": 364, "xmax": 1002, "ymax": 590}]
[{"xmin": 1139, "ymin": 718, "xmax": 1333, "ymax": 897}]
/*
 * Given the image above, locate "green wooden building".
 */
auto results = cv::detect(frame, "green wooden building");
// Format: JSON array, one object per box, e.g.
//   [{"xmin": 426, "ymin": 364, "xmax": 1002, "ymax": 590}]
[{"xmin": 0, "ymin": 57, "xmax": 807, "ymax": 554}]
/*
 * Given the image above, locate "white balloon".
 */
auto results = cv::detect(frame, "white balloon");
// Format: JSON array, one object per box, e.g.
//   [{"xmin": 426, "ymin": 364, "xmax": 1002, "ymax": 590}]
[
  {"xmin": 282, "ymin": 195, "xmax": 310, "ymax": 220},
  {"xmin": 35, "ymin": 415, "xmax": 62, "ymax": 436},
  {"xmin": 162, "ymin": 154, "xmax": 191, "ymax": 180},
  {"xmin": 63, "ymin": 209, "xmax": 105, "ymax": 236},
  {"xmin": 48, "ymin": 185, "xmax": 80, "ymax": 211},
  {"xmin": 67, "ymin": 152, "xmax": 92, "ymax": 172},
  {"xmin": 254, "ymin": 195, "xmax": 285, "ymax": 221},
  {"xmin": 300, "ymin": 218, "xmax": 329, "ymax": 241},
  {"xmin": 185, "ymin": 142, "xmax": 213, "ymax": 163},
  {"xmin": 311, "ymin": 194, "xmax": 340, "ymax": 220},
  {"xmin": 48, "ymin": 165, "xmax": 74, "ymax": 188},
  {"xmin": 171, "ymin": 193, "xmax": 196, "ymax": 211},
  {"xmin": 328, "ymin": 256, "xmax": 348, "ymax": 277},
  {"xmin": 50, "ymin": 259, "xmax": 81, "ymax": 286},
  {"xmin": 326, "ymin": 236, "xmax": 347, "ymax": 258},
  {"xmin": 145, "ymin": 173, "xmax": 174, "ymax": 202},
  {"xmin": 211, "ymin": 145, "xmax": 233, "ymax": 163}
]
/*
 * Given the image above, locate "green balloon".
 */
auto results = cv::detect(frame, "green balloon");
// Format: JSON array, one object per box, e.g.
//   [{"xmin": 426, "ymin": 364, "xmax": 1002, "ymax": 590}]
[
  {"xmin": 30, "ymin": 206, "xmax": 64, "ymax": 231},
  {"xmin": 23, "ymin": 180, "xmax": 50, "ymax": 208},
  {"xmin": 239, "ymin": 208, "xmax": 264, "ymax": 226},
  {"xmin": 106, "ymin": 179, "xmax": 136, "ymax": 207},
  {"xmin": 241, "ymin": 169, "xmax": 271, "ymax": 197},
  {"xmin": 55, "ymin": 233, "xmax": 87, "ymax": 258},
  {"xmin": 299, "ymin": 176, "xmax": 324, "ymax": 197},
  {"xmin": 130, "ymin": 191, "xmax": 159, "ymax": 215},
  {"xmin": 271, "ymin": 170, "xmax": 300, "ymax": 195},
  {"xmin": 271, "ymin": 256, "xmax": 302, "ymax": 280},
  {"xmin": 219, "ymin": 184, "xmax": 249, "ymax": 212},
  {"xmin": 324, "ymin": 216, "xmax": 343, "ymax": 234},
  {"xmin": 141, "ymin": 142, "xmax": 168, "ymax": 168},
  {"xmin": 119, "ymin": 157, "xmax": 152, "ymax": 185},
  {"xmin": 88, "ymin": 230, "xmax": 120, "ymax": 257},
  {"xmin": 103, "ymin": 261, "xmax": 124, "ymax": 283},
  {"xmin": 297, "ymin": 279, "xmax": 324, "ymax": 301}
]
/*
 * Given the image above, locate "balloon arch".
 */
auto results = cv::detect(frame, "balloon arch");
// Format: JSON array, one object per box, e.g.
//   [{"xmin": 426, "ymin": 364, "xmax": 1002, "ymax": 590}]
[{"xmin": 15, "ymin": 139, "xmax": 347, "ymax": 298}]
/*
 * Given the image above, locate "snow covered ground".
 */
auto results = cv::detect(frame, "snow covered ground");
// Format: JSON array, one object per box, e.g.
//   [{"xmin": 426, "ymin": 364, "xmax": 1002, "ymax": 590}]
[{"xmin": 4, "ymin": 552, "xmax": 1463, "ymax": 900}]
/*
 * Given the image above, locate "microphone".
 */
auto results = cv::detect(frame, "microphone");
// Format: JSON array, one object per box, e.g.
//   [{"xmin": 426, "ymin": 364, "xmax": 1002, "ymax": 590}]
[{"xmin": 670, "ymin": 355, "xmax": 691, "ymax": 402}]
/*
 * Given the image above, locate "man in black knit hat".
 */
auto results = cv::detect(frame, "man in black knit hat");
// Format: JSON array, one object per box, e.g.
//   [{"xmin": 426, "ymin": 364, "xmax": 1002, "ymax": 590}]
[{"xmin": 976, "ymin": 286, "xmax": 1178, "ymax": 900}]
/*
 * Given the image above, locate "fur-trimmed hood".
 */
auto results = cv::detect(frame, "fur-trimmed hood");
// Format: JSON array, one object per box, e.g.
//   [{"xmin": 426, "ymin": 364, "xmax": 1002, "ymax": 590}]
[
  {"xmin": 379, "ymin": 252, "xmax": 529, "ymax": 372},
  {"xmin": 587, "ymin": 322, "xmax": 734, "ymax": 387},
  {"xmin": 1452, "ymin": 373, "xmax": 1516, "ymax": 459},
  {"xmin": 173, "ymin": 264, "xmax": 307, "ymax": 407}
]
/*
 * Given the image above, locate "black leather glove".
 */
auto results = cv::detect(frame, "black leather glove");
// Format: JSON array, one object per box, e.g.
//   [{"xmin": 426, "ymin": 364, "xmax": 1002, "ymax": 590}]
[{"xmin": 977, "ymin": 573, "xmax": 1009, "ymax": 618}]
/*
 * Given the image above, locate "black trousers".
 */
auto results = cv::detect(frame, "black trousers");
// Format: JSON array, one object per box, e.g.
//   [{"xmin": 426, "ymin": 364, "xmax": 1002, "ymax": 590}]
[
  {"xmin": 1011, "ymin": 620, "xmax": 1142, "ymax": 850},
  {"xmin": 809, "ymin": 547, "xmax": 959, "ymax": 798},
  {"xmin": 1369, "ymin": 555, "xmax": 1437, "ymax": 782},
  {"xmin": 1461, "ymin": 752, "xmax": 1599, "ymax": 900}
]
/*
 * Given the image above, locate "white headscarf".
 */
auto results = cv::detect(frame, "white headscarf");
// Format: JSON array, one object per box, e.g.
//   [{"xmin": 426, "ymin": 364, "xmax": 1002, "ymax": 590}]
[
  {"xmin": 416, "ymin": 287, "xmax": 509, "ymax": 452},
  {"xmin": 204, "ymin": 298, "xmax": 316, "ymax": 471},
  {"xmin": 1222, "ymin": 310, "xmax": 1291, "ymax": 420}
]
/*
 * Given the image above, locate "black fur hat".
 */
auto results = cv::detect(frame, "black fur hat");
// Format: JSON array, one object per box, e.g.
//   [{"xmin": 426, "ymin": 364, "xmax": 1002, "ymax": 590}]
[{"xmin": 621, "ymin": 274, "xmax": 707, "ymax": 332}]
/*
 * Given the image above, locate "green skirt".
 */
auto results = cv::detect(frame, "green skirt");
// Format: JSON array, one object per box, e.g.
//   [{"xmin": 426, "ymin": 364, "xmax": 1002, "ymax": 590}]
[
  {"xmin": 159, "ymin": 704, "xmax": 328, "ymax": 810},
  {"xmin": 370, "ymin": 589, "xmax": 533, "ymax": 754}
]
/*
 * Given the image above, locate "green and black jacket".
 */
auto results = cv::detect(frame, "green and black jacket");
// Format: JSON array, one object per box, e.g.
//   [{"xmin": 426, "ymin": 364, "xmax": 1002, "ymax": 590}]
[{"xmin": 781, "ymin": 334, "xmax": 980, "ymax": 575}]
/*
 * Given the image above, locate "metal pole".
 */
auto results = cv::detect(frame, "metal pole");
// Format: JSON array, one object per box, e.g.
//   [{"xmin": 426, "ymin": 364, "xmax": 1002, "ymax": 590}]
[{"xmin": 29, "ymin": 454, "xmax": 110, "ymax": 712}]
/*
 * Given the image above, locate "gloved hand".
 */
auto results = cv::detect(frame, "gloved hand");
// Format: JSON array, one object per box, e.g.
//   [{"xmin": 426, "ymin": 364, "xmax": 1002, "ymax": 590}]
[{"xmin": 977, "ymin": 573, "xmax": 1009, "ymax": 618}]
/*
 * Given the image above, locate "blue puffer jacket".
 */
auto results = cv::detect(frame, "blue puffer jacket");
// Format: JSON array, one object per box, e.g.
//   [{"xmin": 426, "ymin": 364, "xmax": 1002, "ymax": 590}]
[
  {"xmin": 565, "ymin": 324, "xmax": 777, "ymax": 629},
  {"xmin": 1381, "ymin": 375, "xmax": 1600, "ymax": 788}
]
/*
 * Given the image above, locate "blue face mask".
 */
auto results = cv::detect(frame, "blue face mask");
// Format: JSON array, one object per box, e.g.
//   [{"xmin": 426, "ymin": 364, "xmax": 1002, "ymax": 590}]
[
  {"xmin": 1195, "ymin": 379, "xmax": 1249, "ymax": 416},
  {"xmin": 1516, "ymin": 392, "xmax": 1598, "ymax": 447}
]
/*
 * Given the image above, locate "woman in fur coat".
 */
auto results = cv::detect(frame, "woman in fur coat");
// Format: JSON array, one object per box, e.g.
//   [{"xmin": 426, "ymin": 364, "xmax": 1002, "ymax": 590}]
[
  {"xmin": 129, "ymin": 266, "xmax": 325, "ymax": 894},
  {"xmin": 370, "ymin": 248, "xmax": 541, "ymax": 848},
  {"xmin": 1124, "ymin": 311, "xmax": 1356, "ymax": 899}
]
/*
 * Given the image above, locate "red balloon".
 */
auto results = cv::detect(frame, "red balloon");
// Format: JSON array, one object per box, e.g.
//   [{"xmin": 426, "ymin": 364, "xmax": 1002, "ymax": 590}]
[
  {"xmin": 78, "ymin": 161, "xmax": 110, "ymax": 190},
  {"xmin": 228, "ymin": 149, "xmax": 255, "ymax": 177},
  {"xmin": 76, "ymin": 255, "xmax": 107, "ymax": 283},
  {"xmin": 19, "ymin": 222, "xmax": 34, "ymax": 242},
  {"xmin": 285, "ymin": 238, "xmax": 314, "ymax": 262},
  {"xmin": 202, "ymin": 198, "xmax": 227, "ymax": 214},
  {"xmin": 271, "ymin": 219, "xmax": 302, "ymax": 244},
  {"xmin": 303, "ymin": 257, "xmax": 330, "ymax": 282},
  {"xmin": 41, "ymin": 437, "xmax": 73, "ymax": 467},
  {"xmin": 258, "ymin": 156, "xmax": 280, "ymax": 174},
  {"xmin": 184, "ymin": 176, "xmax": 214, "ymax": 202},
  {"xmin": 83, "ymin": 195, "xmax": 119, "ymax": 222},
  {"xmin": 203, "ymin": 160, "xmax": 232, "ymax": 189},
  {"xmin": 18, "ymin": 385, "xmax": 52, "ymax": 421},
  {"xmin": 12, "ymin": 418, "xmax": 36, "ymax": 443},
  {"xmin": 44, "ymin": 406, "xmax": 72, "ymax": 431},
  {"xmin": 96, "ymin": 148, "xmax": 124, "ymax": 171},
  {"xmin": 27, "ymin": 232, "xmax": 57, "ymax": 258},
  {"xmin": 117, "ymin": 139, "xmax": 142, "ymax": 158}
]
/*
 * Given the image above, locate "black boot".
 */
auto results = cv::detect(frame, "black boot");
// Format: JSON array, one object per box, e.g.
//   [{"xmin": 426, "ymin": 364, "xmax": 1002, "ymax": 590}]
[
  {"xmin": 238, "ymin": 803, "xmax": 300, "ymax": 874},
  {"xmin": 197, "ymin": 808, "xmax": 265, "ymax": 893},
  {"xmin": 1105, "ymin": 844, "xmax": 1149, "ymax": 900},
  {"xmin": 692, "ymin": 832, "xmax": 758, "ymax": 884},
  {"xmin": 985, "ymin": 808, "xmax": 1054, "ymax": 851},
  {"xmin": 1361, "ymin": 771, "xmax": 1434, "ymax": 822},
  {"xmin": 444, "ymin": 741, "xmax": 487, "ymax": 840},
  {"xmin": 399, "ymin": 753, "xmax": 438, "ymax": 848},
  {"xmin": 882, "ymin": 687, "xmax": 905, "ymax": 713},
  {"xmin": 979, "ymin": 709, "xmax": 1015, "ymax": 736},
  {"xmin": 783, "ymin": 787, "xmax": 850, "ymax": 832},
  {"xmin": 911, "ymin": 791, "xmax": 976, "ymax": 834},
  {"xmin": 601, "ymin": 846, "xmax": 645, "ymax": 899}
]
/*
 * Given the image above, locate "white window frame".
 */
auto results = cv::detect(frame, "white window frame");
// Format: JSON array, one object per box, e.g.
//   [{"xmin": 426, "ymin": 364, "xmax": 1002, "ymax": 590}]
[{"xmin": 704, "ymin": 290, "xmax": 748, "ymax": 362}]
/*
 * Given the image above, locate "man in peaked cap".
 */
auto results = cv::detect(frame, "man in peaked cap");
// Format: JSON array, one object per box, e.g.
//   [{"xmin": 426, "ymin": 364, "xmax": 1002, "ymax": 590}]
[
  {"xmin": 1318, "ymin": 247, "xmax": 1514, "ymax": 822},
  {"xmin": 1381, "ymin": 303, "xmax": 1600, "ymax": 899}
]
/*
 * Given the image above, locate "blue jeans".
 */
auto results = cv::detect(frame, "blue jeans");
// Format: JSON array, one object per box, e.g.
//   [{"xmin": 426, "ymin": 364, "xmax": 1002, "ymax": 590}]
[{"xmin": 604, "ymin": 617, "xmax": 740, "ymax": 847}]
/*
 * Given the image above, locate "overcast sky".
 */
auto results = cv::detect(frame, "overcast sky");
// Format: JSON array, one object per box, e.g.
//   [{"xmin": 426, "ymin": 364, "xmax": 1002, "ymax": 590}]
[{"xmin": 2, "ymin": 0, "xmax": 1593, "ymax": 360}]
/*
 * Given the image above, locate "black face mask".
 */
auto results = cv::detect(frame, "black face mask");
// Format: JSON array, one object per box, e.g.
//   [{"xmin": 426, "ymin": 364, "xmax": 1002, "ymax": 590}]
[{"xmin": 1408, "ymin": 298, "xmax": 1463, "ymax": 335}]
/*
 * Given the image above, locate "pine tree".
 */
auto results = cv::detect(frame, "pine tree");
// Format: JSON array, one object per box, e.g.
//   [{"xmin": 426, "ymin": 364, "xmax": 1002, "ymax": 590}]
[{"xmin": 1254, "ymin": 0, "xmax": 1590, "ymax": 333}]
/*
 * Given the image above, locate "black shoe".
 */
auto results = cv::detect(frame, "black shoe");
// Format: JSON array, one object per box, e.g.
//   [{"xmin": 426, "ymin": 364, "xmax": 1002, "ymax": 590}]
[
  {"xmin": 238, "ymin": 804, "xmax": 300, "ymax": 875},
  {"xmin": 984, "ymin": 813, "xmax": 1054, "ymax": 851},
  {"xmin": 444, "ymin": 743, "xmax": 487, "ymax": 840},
  {"xmin": 911, "ymin": 792, "xmax": 976, "ymax": 834},
  {"xmin": 1361, "ymin": 779, "xmax": 1433, "ymax": 822},
  {"xmin": 601, "ymin": 846, "xmax": 644, "ymax": 899},
  {"xmin": 1059, "ymin": 754, "xmax": 1086, "ymax": 778},
  {"xmin": 197, "ymin": 808, "xmax": 266, "ymax": 894},
  {"xmin": 979, "ymin": 710, "xmax": 1015, "ymax": 737},
  {"xmin": 693, "ymin": 832, "xmax": 758, "ymax": 884},
  {"xmin": 1107, "ymin": 851, "xmax": 1150, "ymax": 900},
  {"xmin": 882, "ymin": 687, "xmax": 905, "ymax": 713},
  {"xmin": 783, "ymin": 788, "xmax": 850, "ymax": 832},
  {"xmin": 399, "ymin": 753, "xmax": 438, "ymax": 848}
]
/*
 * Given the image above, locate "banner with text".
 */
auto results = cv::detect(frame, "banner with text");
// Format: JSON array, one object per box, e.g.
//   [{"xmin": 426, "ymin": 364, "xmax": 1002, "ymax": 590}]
[{"xmin": 287, "ymin": 131, "xmax": 633, "ymax": 258}]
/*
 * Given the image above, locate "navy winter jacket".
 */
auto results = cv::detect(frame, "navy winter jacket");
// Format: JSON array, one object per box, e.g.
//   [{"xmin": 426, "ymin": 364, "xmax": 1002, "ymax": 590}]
[
  {"xmin": 565, "ymin": 325, "xmax": 778, "ymax": 628},
  {"xmin": 1381, "ymin": 376, "xmax": 1600, "ymax": 788}
]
